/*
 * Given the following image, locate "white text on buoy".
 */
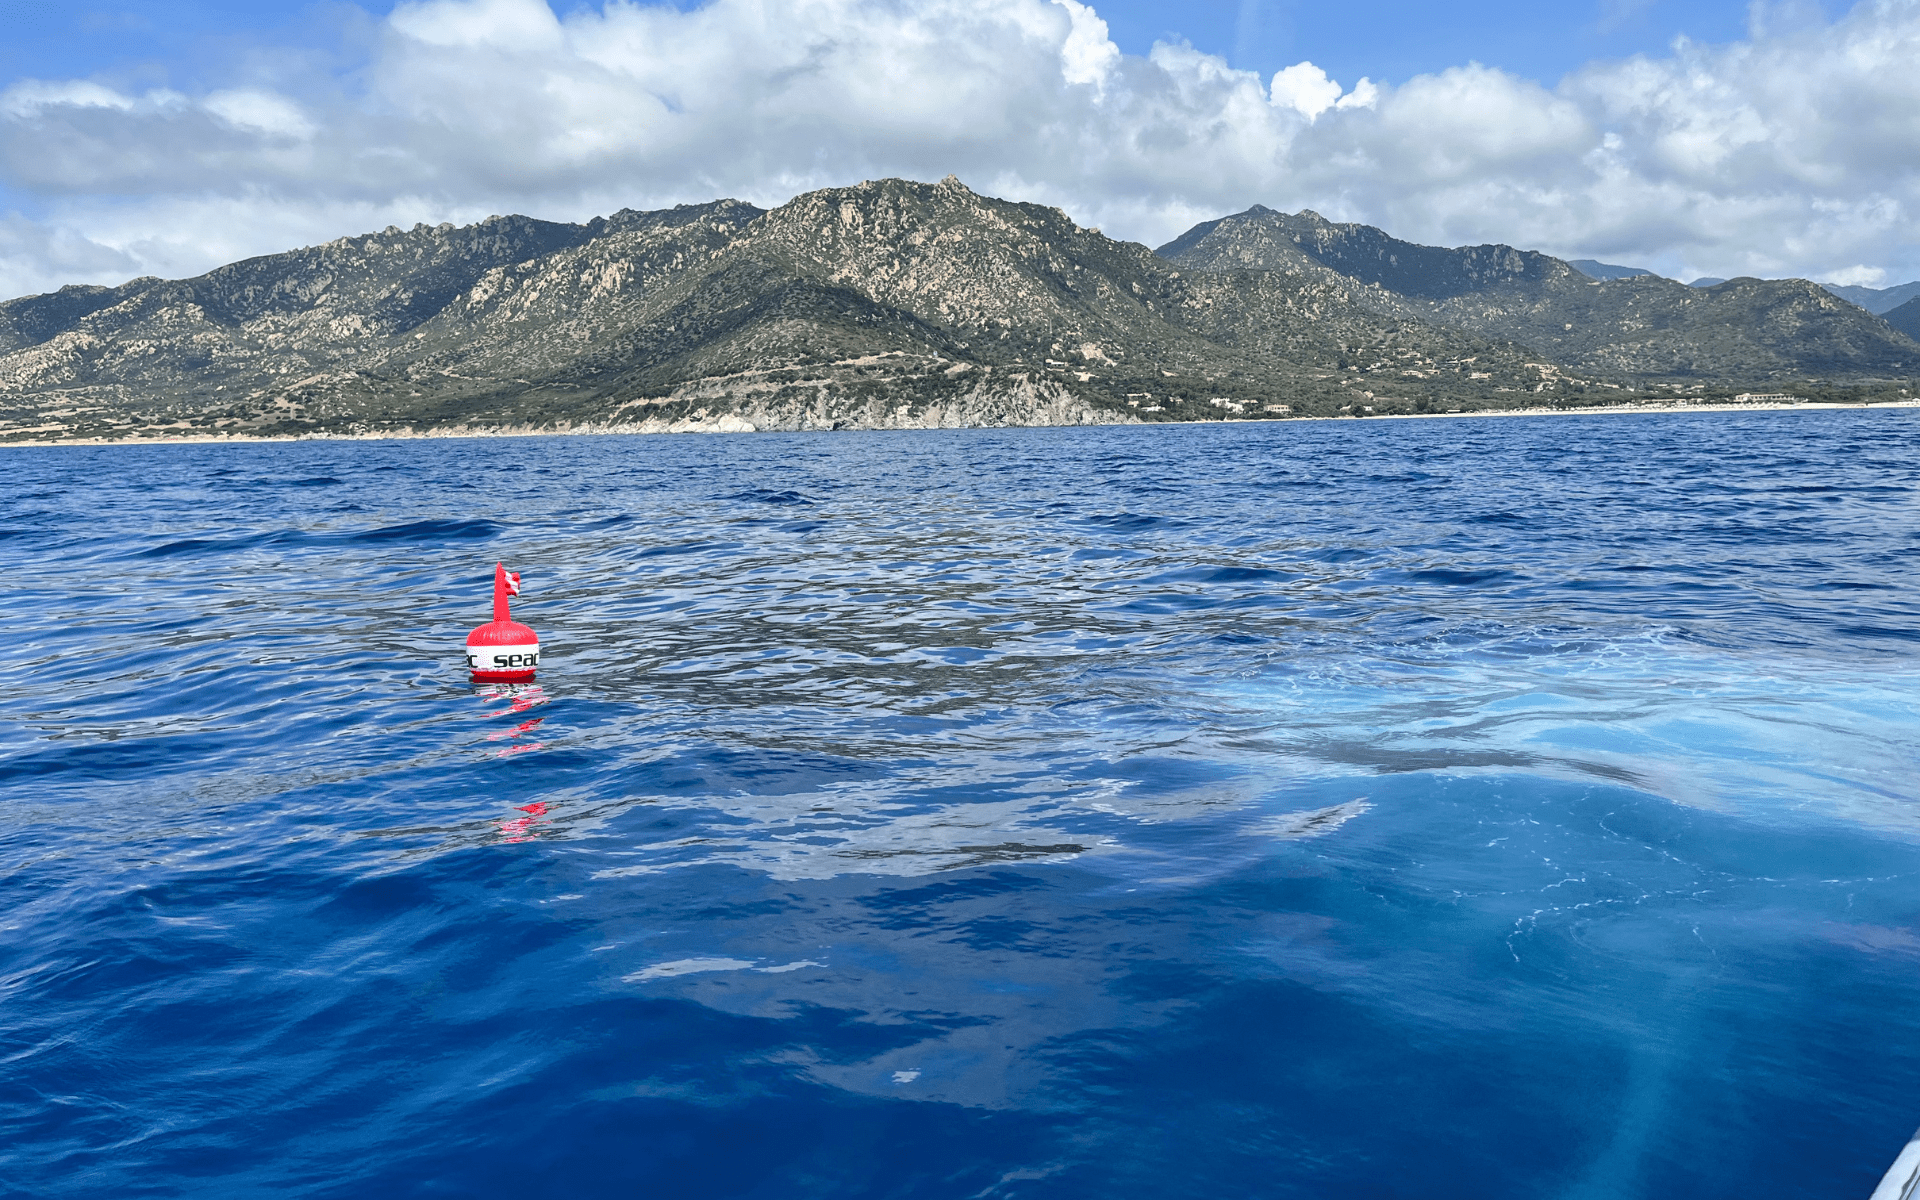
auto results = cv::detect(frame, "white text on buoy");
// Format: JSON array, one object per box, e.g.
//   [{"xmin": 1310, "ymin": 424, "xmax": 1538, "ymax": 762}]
[{"xmin": 466, "ymin": 563, "xmax": 539, "ymax": 683}]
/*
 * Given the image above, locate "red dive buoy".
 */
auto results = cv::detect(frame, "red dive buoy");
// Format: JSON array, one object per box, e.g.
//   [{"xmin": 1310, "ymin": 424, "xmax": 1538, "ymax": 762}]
[{"xmin": 466, "ymin": 563, "xmax": 539, "ymax": 683}]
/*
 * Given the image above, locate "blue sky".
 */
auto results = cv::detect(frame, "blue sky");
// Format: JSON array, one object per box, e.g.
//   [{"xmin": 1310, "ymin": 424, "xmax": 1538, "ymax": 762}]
[
  {"xmin": 2, "ymin": 0, "xmax": 1772, "ymax": 90},
  {"xmin": 0, "ymin": 1, "xmax": 356, "ymax": 86},
  {"xmin": 1100, "ymin": 0, "xmax": 1767, "ymax": 85},
  {"xmin": 0, "ymin": 0, "xmax": 1911, "ymax": 298}
]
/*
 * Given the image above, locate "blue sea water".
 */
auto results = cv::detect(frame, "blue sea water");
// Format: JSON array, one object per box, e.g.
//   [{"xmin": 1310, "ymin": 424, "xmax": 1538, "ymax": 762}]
[{"xmin": 3, "ymin": 411, "xmax": 1918, "ymax": 1199}]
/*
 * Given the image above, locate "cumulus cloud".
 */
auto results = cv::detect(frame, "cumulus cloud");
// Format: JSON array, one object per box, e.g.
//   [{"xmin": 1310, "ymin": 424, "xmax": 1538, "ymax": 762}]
[
  {"xmin": 0, "ymin": 212, "xmax": 142, "ymax": 295},
  {"xmin": 0, "ymin": 0, "xmax": 1917, "ymax": 300},
  {"xmin": 1268, "ymin": 63, "xmax": 1346, "ymax": 118}
]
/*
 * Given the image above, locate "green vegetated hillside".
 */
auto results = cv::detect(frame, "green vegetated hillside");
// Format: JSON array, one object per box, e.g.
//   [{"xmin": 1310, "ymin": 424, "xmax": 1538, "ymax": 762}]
[{"xmin": 3, "ymin": 177, "xmax": 1916, "ymax": 442}]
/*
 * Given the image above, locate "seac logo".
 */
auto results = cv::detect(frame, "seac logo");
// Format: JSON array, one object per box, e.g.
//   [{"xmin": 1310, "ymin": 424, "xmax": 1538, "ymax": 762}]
[{"xmin": 468, "ymin": 650, "xmax": 539, "ymax": 669}]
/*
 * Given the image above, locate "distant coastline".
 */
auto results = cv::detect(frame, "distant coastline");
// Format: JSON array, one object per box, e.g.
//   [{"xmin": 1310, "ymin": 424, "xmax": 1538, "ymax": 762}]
[
  {"xmin": 7, "ymin": 397, "xmax": 1916, "ymax": 448},
  {"xmin": 1314, "ymin": 397, "xmax": 1920, "ymax": 423},
  {"xmin": 6, "ymin": 179, "xmax": 1917, "ymax": 454}
]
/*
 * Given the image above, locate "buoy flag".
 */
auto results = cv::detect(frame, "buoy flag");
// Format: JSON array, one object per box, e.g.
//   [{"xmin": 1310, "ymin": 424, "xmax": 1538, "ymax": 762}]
[{"xmin": 467, "ymin": 562, "xmax": 540, "ymax": 683}]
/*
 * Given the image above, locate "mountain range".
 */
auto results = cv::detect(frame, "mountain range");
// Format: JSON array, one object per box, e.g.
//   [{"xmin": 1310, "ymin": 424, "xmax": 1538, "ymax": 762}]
[
  {"xmin": 2, "ymin": 176, "xmax": 1915, "ymax": 443},
  {"xmin": 1574, "ymin": 261, "xmax": 1920, "ymax": 315},
  {"xmin": 1155, "ymin": 206, "xmax": 1914, "ymax": 385},
  {"xmin": 1822, "ymin": 281, "xmax": 1920, "ymax": 315}
]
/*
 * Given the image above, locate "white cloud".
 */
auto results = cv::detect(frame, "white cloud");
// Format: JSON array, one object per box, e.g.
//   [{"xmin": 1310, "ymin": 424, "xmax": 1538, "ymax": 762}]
[
  {"xmin": 202, "ymin": 90, "xmax": 316, "ymax": 139},
  {"xmin": 0, "ymin": 212, "xmax": 143, "ymax": 296},
  {"xmin": 1056, "ymin": 0, "xmax": 1121, "ymax": 89},
  {"xmin": 2, "ymin": 81, "xmax": 138, "ymax": 118},
  {"xmin": 389, "ymin": 0, "xmax": 566, "ymax": 48},
  {"xmin": 1823, "ymin": 264, "xmax": 1888, "ymax": 286},
  {"xmin": 1336, "ymin": 78, "xmax": 1379, "ymax": 111},
  {"xmin": 0, "ymin": 0, "xmax": 1917, "ymax": 301},
  {"xmin": 1269, "ymin": 63, "xmax": 1343, "ymax": 119}
]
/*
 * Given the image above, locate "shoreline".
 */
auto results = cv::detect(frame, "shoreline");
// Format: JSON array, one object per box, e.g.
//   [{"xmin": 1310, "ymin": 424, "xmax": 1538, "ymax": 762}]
[
  {"xmin": 5, "ymin": 397, "xmax": 1916, "ymax": 448},
  {"xmin": 1303, "ymin": 397, "xmax": 1920, "ymax": 423}
]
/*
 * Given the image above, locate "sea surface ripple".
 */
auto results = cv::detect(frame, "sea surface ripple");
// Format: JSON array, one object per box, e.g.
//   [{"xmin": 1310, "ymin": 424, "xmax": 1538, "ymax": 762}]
[{"xmin": 3, "ymin": 412, "xmax": 1918, "ymax": 1198}]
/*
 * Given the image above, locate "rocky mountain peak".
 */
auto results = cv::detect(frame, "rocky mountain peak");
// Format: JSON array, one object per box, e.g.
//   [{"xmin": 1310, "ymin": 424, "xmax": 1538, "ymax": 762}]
[
  {"xmin": 1161, "ymin": 205, "xmax": 1580, "ymax": 299},
  {"xmin": 735, "ymin": 177, "xmax": 1167, "ymax": 354}
]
